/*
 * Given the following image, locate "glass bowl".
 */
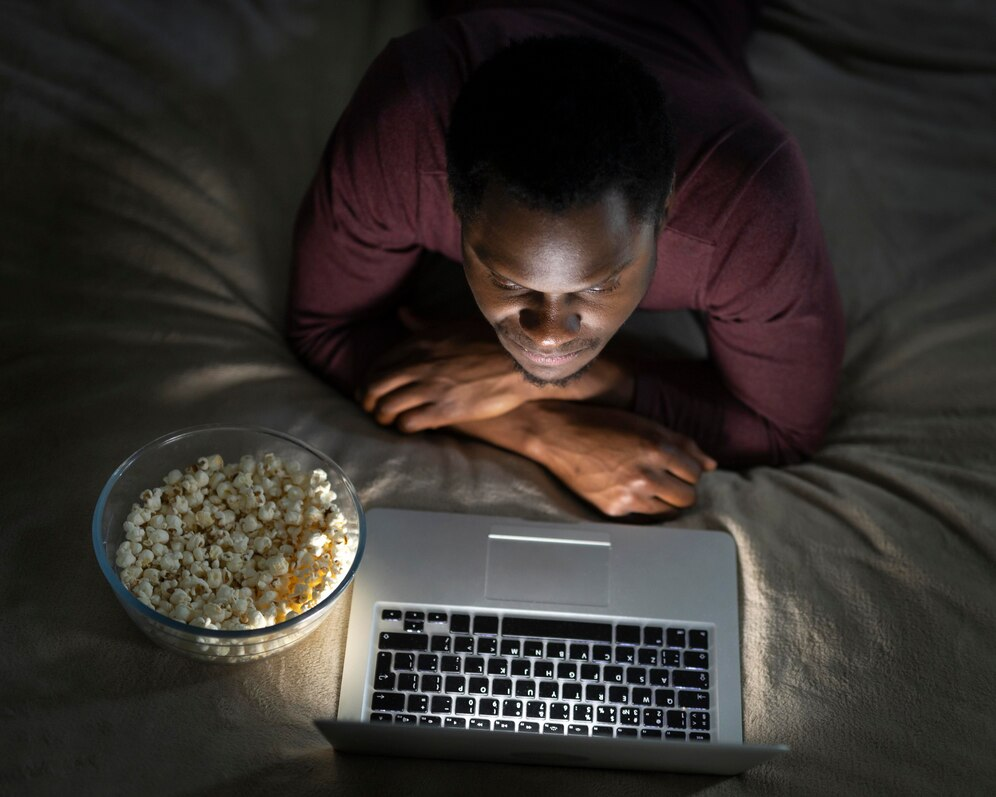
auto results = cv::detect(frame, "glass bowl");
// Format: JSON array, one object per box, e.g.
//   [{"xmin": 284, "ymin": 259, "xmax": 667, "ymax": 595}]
[{"xmin": 93, "ymin": 425, "xmax": 365, "ymax": 663}]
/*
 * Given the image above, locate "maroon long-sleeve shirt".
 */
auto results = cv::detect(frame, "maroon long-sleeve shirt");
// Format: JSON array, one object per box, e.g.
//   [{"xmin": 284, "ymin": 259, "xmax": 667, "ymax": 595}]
[{"xmin": 289, "ymin": 4, "xmax": 845, "ymax": 467}]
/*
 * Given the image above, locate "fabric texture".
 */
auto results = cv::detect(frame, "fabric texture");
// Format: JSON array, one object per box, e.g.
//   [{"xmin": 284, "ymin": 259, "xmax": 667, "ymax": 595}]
[
  {"xmin": 0, "ymin": 1, "xmax": 994, "ymax": 795},
  {"xmin": 289, "ymin": 4, "xmax": 845, "ymax": 466}
]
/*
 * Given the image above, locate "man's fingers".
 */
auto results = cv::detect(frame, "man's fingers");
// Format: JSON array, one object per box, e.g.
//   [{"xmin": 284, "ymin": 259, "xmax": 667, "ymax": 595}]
[
  {"xmin": 368, "ymin": 384, "xmax": 434, "ymax": 426},
  {"xmin": 679, "ymin": 438, "xmax": 718, "ymax": 471},
  {"xmin": 651, "ymin": 471, "xmax": 697, "ymax": 509},
  {"xmin": 657, "ymin": 445, "xmax": 704, "ymax": 485},
  {"xmin": 360, "ymin": 372, "xmax": 420, "ymax": 413}
]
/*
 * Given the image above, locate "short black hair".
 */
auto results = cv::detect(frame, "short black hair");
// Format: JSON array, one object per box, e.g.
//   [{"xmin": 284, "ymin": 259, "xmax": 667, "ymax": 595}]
[{"xmin": 446, "ymin": 35, "xmax": 675, "ymax": 226}]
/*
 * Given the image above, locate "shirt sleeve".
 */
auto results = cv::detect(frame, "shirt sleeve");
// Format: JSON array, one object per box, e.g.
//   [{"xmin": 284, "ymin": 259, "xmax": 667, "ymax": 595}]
[
  {"xmin": 287, "ymin": 41, "xmax": 425, "ymax": 394},
  {"xmin": 632, "ymin": 139, "xmax": 845, "ymax": 467}
]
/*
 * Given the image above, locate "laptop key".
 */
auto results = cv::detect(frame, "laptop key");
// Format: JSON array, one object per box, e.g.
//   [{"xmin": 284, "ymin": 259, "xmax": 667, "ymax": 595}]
[
  {"xmin": 477, "ymin": 637, "xmax": 498, "ymax": 655},
  {"xmin": 468, "ymin": 677, "xmax": 489, "ymax": 695},
  {"xmin": 593, "ymin": 645, "xmax": 613, "ymax": 662},
  {"xmin": 454, "ymin": 636, "xmax": 474, "ymax": 653},
  {"xmin": 641, "ymin": 729, "xmax": 662, "ymax": 739},
  {"xmin": 649, "ymin": 668, "xmax": 669, "ymax": 687},
  {"xmin": 445, "ymin": 717, "xmax": 466, "ymax": 728},
  {"xmin": 568, "ymin": 724, "xmax": 589, "ymax": 736},
  {"xmin": 519, "ymin": 722, "xmax": 540, "ymax": 733},
  {"xmin": 665, "ymin": 730, "xmax": 686, "ymax": 740},
  {"xmin": 615, "ymin": 647, "xmax": 635, "ymax": 664},
  {"xmin": 526, "ymin": 701, "xmax": 546, "ymax": 718},
  {"xmin": 428, "ymin": 612, "xmax": 447, "ymax": 623},
  {"xmin": 608, "ymin": 686, "xmax": 629, "ymax": 703},
  {"xmin": 596, "ymin": 706, "xmax": 616, "ymax": 723},
  {"xmin": 469, "ymin": 719, "xmax": 490, "ymax": 730},
  {"xmin": 394, "ymin": 653, "xmax": 415, "ymax": 670},
  {"xmin": 473, "ymin": 615, "xmax": 499, "ymax": 635},
  {"xmin": 429, "ymin": 635, "xmax": 451, "ymax": 653},
  {"xmin": 684, "ymin": 650, "xmax": 709, "ymax": 669},
  {"xmin": 379, "ymin": 633, "xmax": 428, "ymax": 651},
  {"xmin": 616, "ymin": 625, "xmax": 641, "ymax": 645},
  {"xmin": 502, "ymin": 617, "xmax": 613, "ymax": 643},
  {"xmin": 523, "ymin": 640, "xmax": 544, "ymax": 657},
  {"xmin": 502, "ymin": 699, "xmax": 523, "ymax": 717},
  {"xmin": 538, "ymin": 681, "xmax": 559, "ymax": 699},
  {"xmin": 419, "ymin": 716, "xmax": 441, "ymax": 726},
  {"xmin": 543, "ymin": 722, "xmax": 565, "ymax": 734},
  {"xmin": 546, "ymin": 642, "xmax": 567, "ymax": 660},
  {"xmin": 580, "ymin": 664, "xmax": 600, "ymax": 681},
  {"xmin": 617, "ymin": 728, "xmax": 638, "ymax": 737},
  {"xmin": 557, "ymin": 663, "xmax": 578, "ymax": 679},
  {"xmin": 662, "ymin": 650, "xmax": 681, "ymax": 668},
  {"xmin": 643, "ymin": 709, "xmax": 664, "ymax": 727},
  {"xmin": 371, "ymin": 712, "xmax": 393, "ymax": 723},
  {"xmin": 619, "ymin": 707, "xmax": 640, "ymax": 725},
  {"xmin": 479, "ymin": 699, "xmax": 499, "ymax": 716},
  {"xmin": 421, "ymin": 675, "xmax": 442, "ymax": 693},
  {"xmin": 585, "ymin": 684, "xmax": 606, "ymax": 702},
  {"xmin": 397, "ymin": 673, "xmax": 419, "ymax": 691},
  {"xmin": 492, "ymin": 679, "xmax": 513, "ymax": 696},
  {"xmin": 534, "ymin": 661, "xmax": 555, "ymax": 679},
  {"xmin": 689, "ymin": 630, "xmax": 709, "ymax": 649},
  {"xmin": 678, "ymin": 691, "xmax": 710, "ymax": 710},
  {"xmin": 464, "ymin": 657, "xmax": 485, "ymax": 674},
  {"xmin": 666, "ymin": 628, "xmax": 687, "ymax": 648},
  {"xmin": 632, "ymin": 688, "xmax": 652, "ymax": 706},
  {"xmin": 549, "ymin": 703, "xmax": 570, "ymax": 720},
  {"xmin": 644, "ymin": 626, "xmax": 664, "ymax": 646},
  {"xmin": 604, "ymin": 666, "xmax": 624, "ymax": 683},
  {"xmin": 515, "ymin": 680, "xmax": 537, "ymax": 698},
  {"xmin": 572, "ymin": 704, "xmax": 593, "ymax": 722},
  {"xmin": 569, "ymin": 643, "xmax": 590, "ymax": 661},
  {"xmin": 500, "ymin": 639, "xmax": 521, "ymax": 656},
  {"xmin": 450, "ymin": 614, "xmax": 470, "ymax": 633},
  {"xmin": 381, "ymin": 609, "xmax": 402, "ymax": 621},
  {"xmin": 637, "ymin": 648, "xmax": 658, "ymax": 666},
  {"xmin": 440, "ymin": 655, "xmax": 461, "ymax": 673},
  {"xmin": 592, "ymin": 726, "xmax": 614, "ymax": 737},
  {"xmin": 417, "ymin": 654, "xmax": 438, "ymax": 672},
  {"xmin": 487, "ymin": 658, "xmax": 509, "ymax": 676},
  {"xmin": 406, "ymin": 694, "xmax": 428, "ymax": 713},
  {"xmin": 395, "ymin": 714, "xmax": 417, "ymax": 724},
  {"xmin": 655, "ymin": 689, "xmax": 676, "ymax": 707},
  {"xmin": 454, "ymin": 697, "xmax": 476, "ymax": 714},
  {"xmin": 495, "ymin": 720, "xmax": 514, "ymax": 731},
  {"xmin": 372, "ymin": 692, "xmax": 405, "ymax": 711},
  {"xmin": 510, "ymin": 659, "xmax": 531, "ymax": 677},
  {"xmin": 374, "ymin": 672, "xmax": 395, "ymax": 690},
  {"xmin": 562, "ymin": 683, "xmax": 582, "ymax": 701},
  {"xmin": 444, "ymin": 676, "xmax": 465, "ymax": 693},
  {"xmin": 689, "ymin": 711, "xmax": 710, "ymax": 730},
  {"xmin": 690, "ymin": 732, "xmax": 711, "ymax": 742},
  {"xmin": 431, "ymin": 696, "xmax": 452, "ymax": 713},
  {"xmin": 626, "ymin": 667, "xmax": 647, "ymax": 685},
  {"xmin": 674, "ymin": 670, "xmax": 709, "ymax": 689},
  {"xmin": 666, "ymin": 710, "xmax": 686, "ymax": 729}
]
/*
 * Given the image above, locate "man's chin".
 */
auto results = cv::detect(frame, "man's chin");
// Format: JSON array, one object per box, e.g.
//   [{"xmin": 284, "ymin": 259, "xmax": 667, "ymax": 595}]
[{"xmin": 512, "ymin": 357, "xmax": 595, "ymax": 388}]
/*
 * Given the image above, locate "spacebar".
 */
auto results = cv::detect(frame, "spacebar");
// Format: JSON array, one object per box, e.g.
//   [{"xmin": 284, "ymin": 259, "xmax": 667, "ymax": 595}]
[{"xmin": 501, "ymin": 616, "xmax": 613, "ymax": 642}]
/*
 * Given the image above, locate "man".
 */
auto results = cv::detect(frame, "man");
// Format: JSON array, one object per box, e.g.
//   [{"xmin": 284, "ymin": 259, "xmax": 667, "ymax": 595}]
[{"xmin": 288, "ymin": 2, "xmax": 845, "ymax": 517}]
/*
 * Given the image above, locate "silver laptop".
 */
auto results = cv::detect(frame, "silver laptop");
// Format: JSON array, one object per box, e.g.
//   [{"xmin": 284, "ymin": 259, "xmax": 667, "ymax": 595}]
[{"xmin": 316, "ymin": 508, "xmax": 787, "ymax": 774}]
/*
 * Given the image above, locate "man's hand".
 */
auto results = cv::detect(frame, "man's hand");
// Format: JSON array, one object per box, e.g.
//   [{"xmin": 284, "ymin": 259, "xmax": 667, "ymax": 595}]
[
  {"xmin": 360, "ymin": 309, "xmax": 635, "ymax": 432},
  {"xmin": 456, "ymin": 402, "xmax": 717, "ymax": 517},
  {"xmin": 359, "ymin": 311, "xmax": 533, "ymax": 432}
]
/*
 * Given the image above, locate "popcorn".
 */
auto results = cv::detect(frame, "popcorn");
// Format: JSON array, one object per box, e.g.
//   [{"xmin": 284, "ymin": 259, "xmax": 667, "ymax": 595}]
[{"xmin": 116, "ymin": 451, "xmax": 357, "ymax": 630}]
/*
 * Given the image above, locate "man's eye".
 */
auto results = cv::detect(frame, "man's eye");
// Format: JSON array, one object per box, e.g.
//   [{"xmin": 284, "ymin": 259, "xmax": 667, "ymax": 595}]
[
  {"xmin": 586, "ymin": 279, "xmax": 620, "ymax": 295},
  {"xmin": 488, "ymin": 274, "xmax": 523, "ymax": 291}
]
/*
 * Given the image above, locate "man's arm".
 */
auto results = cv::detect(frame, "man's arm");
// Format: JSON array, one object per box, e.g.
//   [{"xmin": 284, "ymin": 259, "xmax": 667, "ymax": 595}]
[
  {"xmin": 452, "ymin": 401, "xmax": 716, "ymax": 517},
  {"xmin": 287, "ymin": 42, "xmax": 425, "ymax": 393}
]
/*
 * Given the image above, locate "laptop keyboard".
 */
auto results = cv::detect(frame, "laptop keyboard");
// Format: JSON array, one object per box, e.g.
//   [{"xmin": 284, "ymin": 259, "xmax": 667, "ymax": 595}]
[{"xmin": 366, "ymin": 605, "xmax": 713, "ymax": 742}]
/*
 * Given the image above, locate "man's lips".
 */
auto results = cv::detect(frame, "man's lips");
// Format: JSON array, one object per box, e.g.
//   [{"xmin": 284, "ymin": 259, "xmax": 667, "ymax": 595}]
[{"xmin": 502, "ymin": 334, "xmax": 592, "ymax": 367}]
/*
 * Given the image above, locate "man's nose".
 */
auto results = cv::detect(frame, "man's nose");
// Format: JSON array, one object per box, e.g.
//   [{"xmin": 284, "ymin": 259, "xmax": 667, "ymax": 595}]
[{"xmin": 518, "ymin": 297, "xmax": 581, "ymax": 350}]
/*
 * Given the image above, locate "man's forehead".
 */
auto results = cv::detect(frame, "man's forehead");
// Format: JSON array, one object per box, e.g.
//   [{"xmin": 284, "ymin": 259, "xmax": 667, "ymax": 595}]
[{"xmin": 463, "ymin": 185, "xmax": 650, "ymax": 288}]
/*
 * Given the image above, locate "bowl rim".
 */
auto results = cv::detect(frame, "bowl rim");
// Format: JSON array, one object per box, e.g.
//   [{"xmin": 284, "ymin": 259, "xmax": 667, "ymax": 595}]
[{"xmin": 92, "ymin": 423, "xmax": 366, "ymax": 639}]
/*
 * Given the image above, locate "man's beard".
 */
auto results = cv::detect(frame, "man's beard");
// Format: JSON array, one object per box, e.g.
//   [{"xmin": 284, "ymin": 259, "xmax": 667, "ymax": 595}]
[{"xmin": 510, "ymin": 356, "xmax": 595, "ymax": 388}]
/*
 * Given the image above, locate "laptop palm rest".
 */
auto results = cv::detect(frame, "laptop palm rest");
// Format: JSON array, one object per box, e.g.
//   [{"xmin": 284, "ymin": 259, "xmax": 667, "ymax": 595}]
[{"xmin": 484, "ymin": 530, "xmax": 610, "ymax": 606}]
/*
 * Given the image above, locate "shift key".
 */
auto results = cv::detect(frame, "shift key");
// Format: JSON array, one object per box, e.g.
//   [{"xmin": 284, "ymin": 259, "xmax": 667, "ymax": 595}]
[{"xmin": 379, "ymin": 633, "xmax": 429, "ymax": 651}]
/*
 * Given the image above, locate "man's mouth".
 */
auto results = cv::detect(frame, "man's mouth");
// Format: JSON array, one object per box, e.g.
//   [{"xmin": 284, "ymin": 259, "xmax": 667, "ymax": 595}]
[{"xmin": 502, "ymin": 334, "xmax": 591, "ymax": 368}]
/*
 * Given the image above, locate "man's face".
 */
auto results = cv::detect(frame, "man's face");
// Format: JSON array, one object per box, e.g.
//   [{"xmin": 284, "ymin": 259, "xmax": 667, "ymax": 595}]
[{"xmin": 461, "ymin": 182, "xmax": 658, "ymax": 385}]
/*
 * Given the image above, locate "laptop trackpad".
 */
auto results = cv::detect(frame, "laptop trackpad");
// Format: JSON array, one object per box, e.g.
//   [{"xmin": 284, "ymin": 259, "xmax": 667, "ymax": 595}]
[{"xmin": 484, "ymin": 530, "xmax": 610, "ymax": 606}]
